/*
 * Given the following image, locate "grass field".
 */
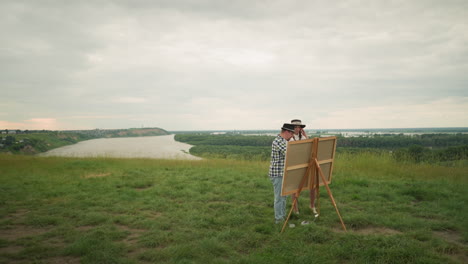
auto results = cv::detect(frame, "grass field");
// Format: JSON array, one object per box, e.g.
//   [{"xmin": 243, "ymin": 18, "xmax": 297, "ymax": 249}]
[{"xmin": 1, "ymin": 153, "xmax": 467, "ymax": 263}]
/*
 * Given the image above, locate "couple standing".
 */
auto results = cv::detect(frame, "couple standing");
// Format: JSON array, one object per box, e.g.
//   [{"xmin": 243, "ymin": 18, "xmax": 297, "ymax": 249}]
[{"xmin": 268, "ymin": 119, "xmax": 317, "ymax": 224}]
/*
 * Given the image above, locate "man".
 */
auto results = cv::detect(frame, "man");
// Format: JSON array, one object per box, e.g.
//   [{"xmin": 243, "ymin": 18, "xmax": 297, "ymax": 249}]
[{"xmin": 269, "ymin": 123, "xmax": 295, "ymax": 224}]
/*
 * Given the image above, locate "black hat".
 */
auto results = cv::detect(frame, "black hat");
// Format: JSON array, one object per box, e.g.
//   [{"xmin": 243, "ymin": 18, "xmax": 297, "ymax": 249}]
[
  {"xmin": 281, "ymin": 123, "xmax": 295, "ymax": 132},
  {"xmin": 291, "ymin": 119, "xmax": 306, "ymax": 128}
]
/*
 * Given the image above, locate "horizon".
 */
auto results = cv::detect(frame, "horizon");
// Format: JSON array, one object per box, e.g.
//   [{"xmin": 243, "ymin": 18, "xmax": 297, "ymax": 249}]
[{"xmin": 3, "ymin": 126, "xmax": 468, "ymax": 133}]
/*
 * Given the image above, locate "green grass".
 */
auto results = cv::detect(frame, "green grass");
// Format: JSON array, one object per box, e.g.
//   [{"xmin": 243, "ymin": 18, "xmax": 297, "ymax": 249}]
[{"xmin": 0, "ymin": 153, "xmax": 467, "ymax": 263}]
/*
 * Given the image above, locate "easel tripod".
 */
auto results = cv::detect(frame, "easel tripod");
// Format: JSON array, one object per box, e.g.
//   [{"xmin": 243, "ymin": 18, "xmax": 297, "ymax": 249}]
[{"xmin": 281, "ymin": 143, "xmax": 347, "ymax": 233}]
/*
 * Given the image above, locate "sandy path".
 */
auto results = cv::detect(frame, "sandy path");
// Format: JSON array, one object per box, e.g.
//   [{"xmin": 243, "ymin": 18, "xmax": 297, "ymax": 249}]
[{"xmin": 39, "ymin": 134, "xmax": 202, "ymax": 160}]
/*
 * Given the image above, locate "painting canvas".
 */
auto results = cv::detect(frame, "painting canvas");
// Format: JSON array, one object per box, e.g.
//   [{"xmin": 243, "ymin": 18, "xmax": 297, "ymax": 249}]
[
  {"xmin": 315, "ymin": 137, "xmax": 336, "ymax": 186},
  {"xmin": 281, "ymin": 137, "xmax": 337, "ymax": 196}
]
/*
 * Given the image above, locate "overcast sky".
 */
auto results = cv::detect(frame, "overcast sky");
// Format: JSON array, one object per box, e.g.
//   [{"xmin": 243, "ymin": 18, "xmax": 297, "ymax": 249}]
[{"xmin": 1, "ymin": 0, "xmax": 467, "ymax": 131}]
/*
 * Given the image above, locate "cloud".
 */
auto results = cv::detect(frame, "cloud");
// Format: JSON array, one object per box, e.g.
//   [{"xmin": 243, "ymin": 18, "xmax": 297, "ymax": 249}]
[
  {"xmin": 312, "ymin": 97, "xmax": 468, "ymax": 129},
  {"xmin": 1, "ymin": 1, "xmax": 467, "ymax": 130},
  {"xmin": 0, "ymin": 118, "xmax": 60, "ymax": 130},
  {"xmin": 111, "ymin": 97, "xmax": 148, "ymax": 103}
]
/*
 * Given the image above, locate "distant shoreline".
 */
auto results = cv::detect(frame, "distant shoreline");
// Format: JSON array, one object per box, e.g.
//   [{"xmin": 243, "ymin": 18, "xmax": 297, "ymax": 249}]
[
  {"xmin": 170, "ymin": 127, "xmax": 468, "ymax": 137},
  {"xmin": 3, "ymin": 127, "xmax": 467, "ymax": 134}
]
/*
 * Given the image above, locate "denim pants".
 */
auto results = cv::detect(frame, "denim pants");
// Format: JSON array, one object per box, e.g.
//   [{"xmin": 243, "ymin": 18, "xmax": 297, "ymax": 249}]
[{"xmin": 270, "ymin": 177, "xmax": 286, "ymax": 222}]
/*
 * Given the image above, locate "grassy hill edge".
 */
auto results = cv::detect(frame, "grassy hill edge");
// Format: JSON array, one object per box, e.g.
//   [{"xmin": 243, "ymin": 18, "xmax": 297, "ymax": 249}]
[{"xmin": 0, "ymin": 153, "xmax": 466, "ymax": 263}]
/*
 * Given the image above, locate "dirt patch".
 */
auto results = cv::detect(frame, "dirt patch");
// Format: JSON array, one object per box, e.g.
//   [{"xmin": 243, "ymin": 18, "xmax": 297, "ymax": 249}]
[
  {"xmin": 333, "ymin": 226, "xmax": 401, "ymax": 235},
  {"xmin": 0, "ymin": 245, "xmax": 23, "ymax": 254},
  {"xmin": 355, "ymin": 227, "xmax": 402, "ymax": 235},
  {"xmin": 4, "ymin": 209, "xmax": 30, "ymax": 222},
  {"xmin": 447, "ymin": 252, "xmax": 468, "ymax": 264},
  {"xmin": 146, "ymin": 211, "xmax": 163, "ymax": 220},
  {"xmin": 115, "ymin": 224, "xmax": 146, "ymax": 244},
  {"xmin": 76, "ymin": 225, "xmax": 94, "ymax": 231},
  {"xmin": 82, "ymin": 172, "xmax": 111, "ymax": 178},
  {"xmin": 0, "ymin": 225, "xmax": 52, "ymax": 240},
  {"xmin": 433, "ymin": 230, "xmax": 465, "ymax": 246},
  {"xmin": 44, "ymin": 256, "xmax": 80, "ymax": 264},
  {"xmin": 43, "ymin": 236, "xmax": 68, "ymax": 248},
  {"xmin": 127, "ymin": 247, "xmax": 147, "ymax": 260},
  {"xmin": 434, "ymin": 231, "xmax": 468, "ymax": 264},
  {"xmin": 114, "ymin": 224, "xmax": 150, "ymax": 261}
]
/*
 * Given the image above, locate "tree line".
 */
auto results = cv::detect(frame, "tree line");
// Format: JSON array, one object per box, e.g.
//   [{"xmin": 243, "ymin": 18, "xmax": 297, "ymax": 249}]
[
  {"xmin": 337, "ymin": 133, "xmax": 468, "ymax": 149},
  {"xmin": 175, "ymin": 133, "xmax": 468, "ymax": 163}
]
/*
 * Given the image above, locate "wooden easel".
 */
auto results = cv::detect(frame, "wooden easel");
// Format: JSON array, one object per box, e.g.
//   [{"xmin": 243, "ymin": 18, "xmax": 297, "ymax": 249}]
[{"xmin": 281, "ymin": 138, "xmax": 347, "ymax": 233}]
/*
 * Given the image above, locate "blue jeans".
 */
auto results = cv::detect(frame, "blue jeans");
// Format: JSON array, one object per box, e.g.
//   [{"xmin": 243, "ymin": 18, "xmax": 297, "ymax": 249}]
[{"xmin": 270, "ymin": 177, "xmax": 286, "ymax": 222}]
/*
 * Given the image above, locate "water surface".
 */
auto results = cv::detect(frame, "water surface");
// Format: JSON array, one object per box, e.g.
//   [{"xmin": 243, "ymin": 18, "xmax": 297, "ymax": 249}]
[{"xmin": 39, "ymin": 134, "xmax": 201, "ymax": 160}]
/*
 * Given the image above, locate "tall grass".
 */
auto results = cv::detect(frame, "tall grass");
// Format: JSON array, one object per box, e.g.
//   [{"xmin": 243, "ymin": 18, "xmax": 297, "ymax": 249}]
[
  {"xmin": 0, "ymin": 153, "xmax": 467, "ymax": 263},
  {"xmin": 336, "ymin": 151, "xmax": 467, "ymax": 182}
]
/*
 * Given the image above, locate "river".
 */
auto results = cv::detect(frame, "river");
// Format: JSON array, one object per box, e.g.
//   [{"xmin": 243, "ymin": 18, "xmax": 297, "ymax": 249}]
[{"xmin": 39, "ymin": 134, "xmax": 202, "ymax": 160}]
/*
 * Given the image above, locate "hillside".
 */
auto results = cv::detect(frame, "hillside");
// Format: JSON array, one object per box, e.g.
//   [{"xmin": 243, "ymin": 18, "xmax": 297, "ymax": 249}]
[{"xmin": 0, "ymin": 154, "xmax": 466, "ymax": 263}]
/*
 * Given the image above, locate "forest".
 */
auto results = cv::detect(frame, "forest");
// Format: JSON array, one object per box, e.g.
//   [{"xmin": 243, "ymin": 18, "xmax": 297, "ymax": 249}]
[{"xmin": 174, "ymin": 133, "xmax": 468, "ymax": 163}]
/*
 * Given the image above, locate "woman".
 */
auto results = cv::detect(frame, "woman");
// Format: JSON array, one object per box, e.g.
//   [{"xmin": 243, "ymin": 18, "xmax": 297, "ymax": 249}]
[
  {"xmin": 291, "ymin": 119, "xmax": 308, "ymax": 141},
  {"xmin": 290, "ymin": 119, "xmax": 318, "ymax": 216}
]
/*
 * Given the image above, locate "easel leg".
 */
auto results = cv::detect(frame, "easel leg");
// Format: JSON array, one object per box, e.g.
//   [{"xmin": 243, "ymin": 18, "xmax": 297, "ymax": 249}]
[
  {"xmin": 323, "ymin": 181, "xmax": 346, "ymax": 231},
  {"xmin": 281, "ymin": 196, "xmax": 298, "ymax": 233},
  {"xmin": 317, "ymin": 185, "xmax": 320, "ymax": 215},
  {"xmin": 292, "ymin": 193, "xmax": 299, "ymax": 213},
  {"xmin": 316, "ymin": 181, "xmax": 320, "ymax": 215},
  {"xmin": 315, "ymin": 159, "xmax": 347, "ymax": 232}
]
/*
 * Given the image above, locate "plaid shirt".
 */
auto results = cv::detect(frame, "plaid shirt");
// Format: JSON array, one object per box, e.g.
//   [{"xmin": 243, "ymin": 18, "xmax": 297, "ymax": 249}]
[{"xmin": 269, "ymin": 134, "xmax": 288, "ymax": 178}]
